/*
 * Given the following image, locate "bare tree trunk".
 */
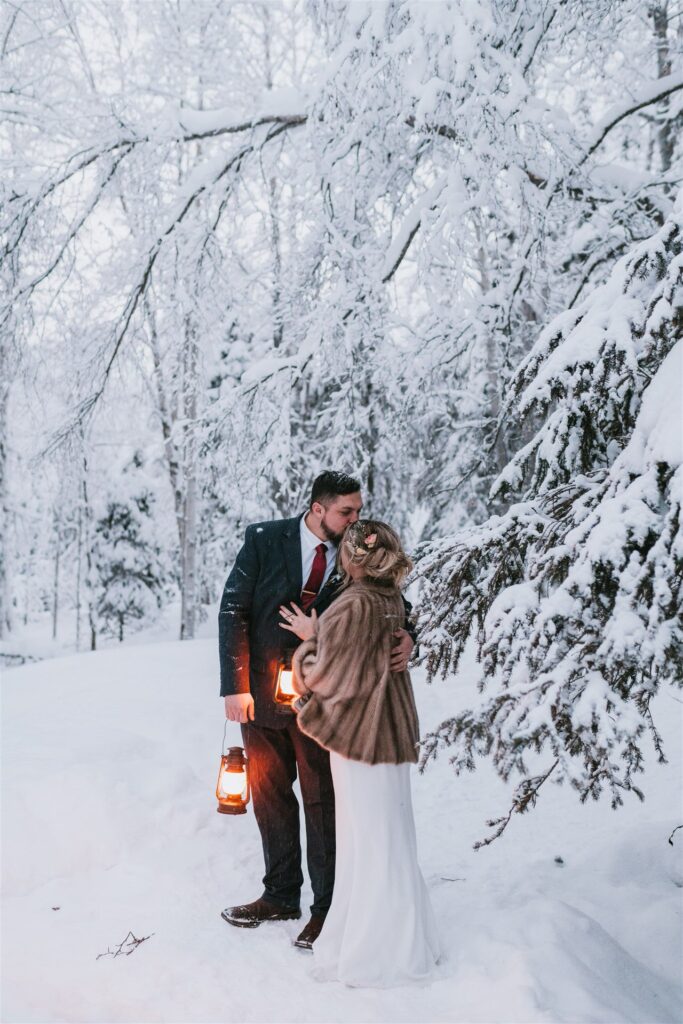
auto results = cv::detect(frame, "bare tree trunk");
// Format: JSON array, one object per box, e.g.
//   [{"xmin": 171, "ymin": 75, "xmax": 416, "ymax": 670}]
[
  {"xmin": 75, "ymin": 503, "xmax": 82, "ymax": 650},
  {"xmin": 263, "ymin": 4, "xmax": 285, "ymax": 352},
  {"xmin": 180, "ymin": 316, "xmax": 198, "ymax": 641},
  {"xmin": 475, "ymin": 226, "xmax": 509, "ymax": 483},
  {"xmin": 144, "ymin": 297, "xmax": 185, "ymax": 549},
  {"xmin": 650, "ymin": 3, "xmax": 676, "ymax": 176},
  {"xmin": 144, "ymin": 295, "xmax": 199, "ymax": 641},
  {"xmin": 269, "ymin": 175, "xmax": 284, "ymax": 350},
  {"xmin": 177, "ymin": 52, "xmax": 205, "ymax": 642},
  {"xmin": 80, "ymin": 451, "xmax": 98, "ymax": 651},
  {"xmin": 52, "ymin": 517, "xmax": 60, "ymax": 641},
  {"xmin": 180, "ymin": 486, "xmax": 197, "ymax": 639},
  {"xmin": 0, "ymin": 340, "xmax": 11, "ymax": 639}
]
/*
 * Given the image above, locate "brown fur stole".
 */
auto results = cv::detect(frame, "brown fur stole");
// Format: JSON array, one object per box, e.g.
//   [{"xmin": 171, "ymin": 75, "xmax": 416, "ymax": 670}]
[{"xmin": 292, "ymin": 580, "xmax": 420, "ymax": 765}]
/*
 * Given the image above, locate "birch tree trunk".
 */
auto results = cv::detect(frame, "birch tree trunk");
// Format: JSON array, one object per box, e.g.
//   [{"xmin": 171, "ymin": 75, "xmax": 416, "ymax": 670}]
[
  {"xmin": 179, "ymin": 315, "xmax": 198, "ymax": 641},
  {"xmin": 80, "ymin": 452, "xmax": 98, "ymax": 651},
  {"xmin": 0, "ymin": 339, "xmax": 11, "ymax": 638},
  {"xmin": 75, "ymin": 503, "xmax": 83, "ymax": 650},
  {"xmin": 51, "ymin": 515, "xmax": 60, "ymax": 641},
  {"xmin": 650, "ymin": 3, "xmax": 675, "ymax": 175},
  {"xmin": 144, "ymin": 297, "xmax": 199, "ymax": 641}
]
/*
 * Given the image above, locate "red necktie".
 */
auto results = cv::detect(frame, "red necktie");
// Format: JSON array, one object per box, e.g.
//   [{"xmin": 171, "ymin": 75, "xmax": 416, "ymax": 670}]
[{"xmin": 301, "ymin": 543, "xmax": 327, "ymax": 610}]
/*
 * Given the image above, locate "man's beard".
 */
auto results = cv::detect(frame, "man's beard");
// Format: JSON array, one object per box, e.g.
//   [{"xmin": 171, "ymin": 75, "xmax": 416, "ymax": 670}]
[{"xmin": 320, "ymin": 514, "xmax": 343, "ymax": 544}]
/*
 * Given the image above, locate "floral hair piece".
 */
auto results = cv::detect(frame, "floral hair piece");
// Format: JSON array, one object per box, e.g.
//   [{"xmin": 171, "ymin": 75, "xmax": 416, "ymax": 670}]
[{"xmin": 349, "ymin": 526, "xmax": 378, "ymax": 557}]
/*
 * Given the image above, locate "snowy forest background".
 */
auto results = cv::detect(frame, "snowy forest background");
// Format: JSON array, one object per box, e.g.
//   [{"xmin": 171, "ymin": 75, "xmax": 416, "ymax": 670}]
[{"xmin": 2, "ymin": 0, "xmax": 682, "ymax": 837}]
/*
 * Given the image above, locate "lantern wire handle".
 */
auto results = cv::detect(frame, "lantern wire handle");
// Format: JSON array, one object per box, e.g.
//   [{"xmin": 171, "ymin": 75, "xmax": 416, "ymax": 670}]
[{"xmin": 222, "ymin": 719, "xmax": 229, "ymax": 755}]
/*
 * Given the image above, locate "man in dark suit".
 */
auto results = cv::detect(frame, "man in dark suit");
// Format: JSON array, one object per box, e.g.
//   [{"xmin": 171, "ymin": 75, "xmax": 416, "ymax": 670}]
[{"xmin": 218, "ymin": 471, "xmax": 414, "ymax": 949}]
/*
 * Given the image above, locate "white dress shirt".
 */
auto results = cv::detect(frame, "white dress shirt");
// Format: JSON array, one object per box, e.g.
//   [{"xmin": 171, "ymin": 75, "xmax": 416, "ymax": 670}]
[{"xmin": 300, "ymin": 513, "xmax": 337, "ymax": 594}]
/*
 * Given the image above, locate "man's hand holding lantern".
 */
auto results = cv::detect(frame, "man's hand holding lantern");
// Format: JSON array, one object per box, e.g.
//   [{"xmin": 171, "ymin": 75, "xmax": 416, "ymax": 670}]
[{"xmin": 224, "ymin": 693, "xmax": 255, "ymax": 723}]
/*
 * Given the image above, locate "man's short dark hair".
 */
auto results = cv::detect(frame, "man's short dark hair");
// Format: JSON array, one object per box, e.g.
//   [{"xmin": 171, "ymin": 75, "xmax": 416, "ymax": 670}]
[{"xmin": 310, "ymin": 471, "xmax": 361, "ymax": 507}]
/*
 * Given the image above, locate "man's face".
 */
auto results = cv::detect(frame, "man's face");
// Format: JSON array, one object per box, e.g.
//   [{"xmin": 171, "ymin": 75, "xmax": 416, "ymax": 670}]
[{"xmin": 315, "ymin": 492, "xmax": 363, "ymax": 543}]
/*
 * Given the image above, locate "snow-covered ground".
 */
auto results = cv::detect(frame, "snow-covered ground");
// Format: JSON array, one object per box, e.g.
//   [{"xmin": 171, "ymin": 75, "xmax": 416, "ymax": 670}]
[{"xmin": 2, "ymin": 630, "xmax": 682, "ymax": 1023}]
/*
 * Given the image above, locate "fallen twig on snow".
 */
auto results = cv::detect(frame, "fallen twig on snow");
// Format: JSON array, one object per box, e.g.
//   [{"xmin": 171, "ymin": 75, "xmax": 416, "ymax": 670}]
[{"xmin": 96, "ymin": 931, "xmax": 154, "ymax": 960}]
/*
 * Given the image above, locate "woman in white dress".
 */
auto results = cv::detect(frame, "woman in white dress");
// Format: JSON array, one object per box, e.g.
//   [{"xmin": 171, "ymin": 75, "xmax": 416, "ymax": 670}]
[{"xmin": 288, "ymin": 520, "xmax": 441, "ymax": 988}]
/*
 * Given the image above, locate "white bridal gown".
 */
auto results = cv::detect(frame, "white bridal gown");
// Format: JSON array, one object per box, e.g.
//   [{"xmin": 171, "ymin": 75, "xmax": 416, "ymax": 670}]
[{"xmin": 311, "ymin": 751, "xmax": 442, "ymax": 988}]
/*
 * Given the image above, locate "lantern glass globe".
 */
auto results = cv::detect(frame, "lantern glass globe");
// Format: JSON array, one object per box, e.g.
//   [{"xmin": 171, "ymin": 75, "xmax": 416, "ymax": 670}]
[{"xmin": 220, "ymin": 768, "xmax": 247, "ymax": 799}]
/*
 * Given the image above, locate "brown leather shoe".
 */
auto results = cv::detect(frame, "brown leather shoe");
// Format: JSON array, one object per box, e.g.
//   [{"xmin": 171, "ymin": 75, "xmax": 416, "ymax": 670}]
[
  {"xmin": 221, "ymin": 897, "xmax": 301, "ymax": 929},
  {"xmin": 293, "ymin": 913, "xmax": 327, "ymax": 950}
]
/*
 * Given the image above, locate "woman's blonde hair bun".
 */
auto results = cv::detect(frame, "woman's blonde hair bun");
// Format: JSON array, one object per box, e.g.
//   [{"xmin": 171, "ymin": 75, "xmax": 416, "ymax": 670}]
[{"xmin": 342, "ymin": 519, "xmax": 412, "ymax": 587}]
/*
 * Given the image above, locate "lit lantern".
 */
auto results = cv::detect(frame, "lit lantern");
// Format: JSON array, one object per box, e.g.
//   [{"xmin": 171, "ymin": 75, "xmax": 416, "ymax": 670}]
[
  {"xmin": 274, "ymin": 652, "xmax": 297, "ymax": 707},
  {"xmin": 216, "ymin": 744, "xmax": 250, "ymax": 815}
]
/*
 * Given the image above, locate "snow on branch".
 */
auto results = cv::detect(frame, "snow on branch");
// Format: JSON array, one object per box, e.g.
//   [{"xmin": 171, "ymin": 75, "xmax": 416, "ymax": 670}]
[
  {"xmin": 177, "ymin": 108, "xmax": 306, "ymax": 142},
  {"xmin": 494, "ymin": 196, "xmax": 683, "ymax": 500},
  {"xmin": 240, "ymin": 355, "xmax": 299, "ymax": 389},
  {"xmin": 4, "ymin": 147, "xmax": 134, "ymax": 320},
  {"xmin": 44, "ymin": 125, "xmax": 284, "ymax": 449},
  {"xmin": 414, "ymin": 191, "xmax": 683, "ymax": 844},
  {"xmin": 4, "ymin": 107, "xmax": 305, "ymax": 267},
  {"xmin": 176, "ymin": 87, "xmax": 308, "ymax": 138},
  {"xmin": 381, "ymin": 179, "xmax": 446, "ymax": 283},
  {"xmin": 584, "ymin": 70, "xmax": 683, "ymax": 163}
]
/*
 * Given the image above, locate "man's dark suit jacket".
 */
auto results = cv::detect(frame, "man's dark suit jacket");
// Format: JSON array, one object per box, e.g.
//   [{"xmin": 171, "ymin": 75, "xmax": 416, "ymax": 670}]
[{"xmin": 218, "ymin": 514, "xmax": 416, "ymax": 729}]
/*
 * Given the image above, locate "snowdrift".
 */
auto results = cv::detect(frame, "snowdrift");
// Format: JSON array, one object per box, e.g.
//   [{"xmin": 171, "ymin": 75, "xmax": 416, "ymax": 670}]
[{"xmin": 1, "ymin": 640, "xmax": 681, "ymax": 1023}]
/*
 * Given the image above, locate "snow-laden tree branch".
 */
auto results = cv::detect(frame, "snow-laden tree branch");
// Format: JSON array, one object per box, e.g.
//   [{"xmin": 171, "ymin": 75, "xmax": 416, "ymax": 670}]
[
  {"xmin": 414, "ymin": 191, "xmax": 683, "ymax": 844},
  {"xmin": 3, "ymin": 0, "xmax": 682, "ymax": 660},
  {"xmin": 583, "ymin": 70, "xmax": 683, "ymax": 162}
]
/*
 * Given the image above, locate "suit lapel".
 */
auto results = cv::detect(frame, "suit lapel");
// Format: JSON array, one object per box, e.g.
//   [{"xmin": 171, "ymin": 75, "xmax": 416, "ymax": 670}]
[{"xmin": 282, "ymin": 515, "xmax": 303, "ymax": 597}]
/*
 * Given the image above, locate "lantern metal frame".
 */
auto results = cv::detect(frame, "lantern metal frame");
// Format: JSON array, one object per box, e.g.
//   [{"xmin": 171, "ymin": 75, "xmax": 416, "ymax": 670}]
[
  {"xmin": 216, "ymin": 727, "xmax": 250, "ymax": 815},
  {"xmin": 274, "ymin": 650, "xmax": 297, "ymax": 712}
]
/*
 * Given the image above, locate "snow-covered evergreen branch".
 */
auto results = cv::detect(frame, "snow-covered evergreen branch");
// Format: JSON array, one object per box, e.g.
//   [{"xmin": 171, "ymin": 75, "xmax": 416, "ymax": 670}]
[{"xmin": 415, "ymin": 192, "xmax": 683, "ymax": 843}]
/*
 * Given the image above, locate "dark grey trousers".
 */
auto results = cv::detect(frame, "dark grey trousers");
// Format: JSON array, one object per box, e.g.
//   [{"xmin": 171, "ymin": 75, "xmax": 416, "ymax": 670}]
[{"xmin": 241, "ymin": 718, "xmax": 336, "ymax": 915}]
